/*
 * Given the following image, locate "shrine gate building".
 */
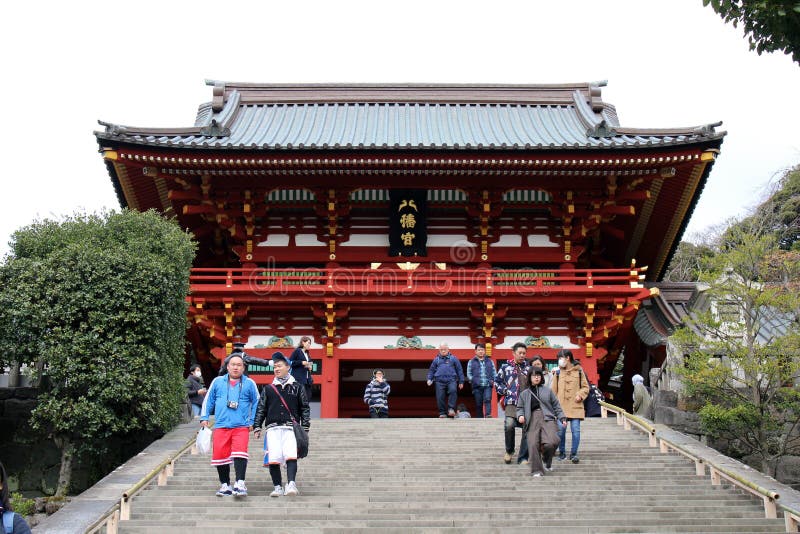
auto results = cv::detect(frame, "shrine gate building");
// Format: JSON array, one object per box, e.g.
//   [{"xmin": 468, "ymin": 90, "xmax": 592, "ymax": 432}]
[{"xmin": 95, "ymin": 81, "xmax": 725, "ymax": 417}]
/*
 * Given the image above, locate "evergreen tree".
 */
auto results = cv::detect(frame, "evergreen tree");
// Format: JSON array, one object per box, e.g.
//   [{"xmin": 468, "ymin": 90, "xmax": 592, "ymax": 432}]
[{"xmin": 0, "ymin": 210, "xmax": 195, "ymax": 496}]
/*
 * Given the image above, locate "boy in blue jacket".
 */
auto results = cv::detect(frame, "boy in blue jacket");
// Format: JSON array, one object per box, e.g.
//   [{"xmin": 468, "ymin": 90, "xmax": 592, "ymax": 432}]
[{"xmin": 201, "ymin": 354, "xmax": 260, "ymax": 498}]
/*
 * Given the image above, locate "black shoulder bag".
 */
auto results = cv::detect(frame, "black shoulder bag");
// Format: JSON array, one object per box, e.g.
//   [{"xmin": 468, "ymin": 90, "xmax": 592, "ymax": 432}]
[{"xmin": 269, "ymin": 384, "xmax": 309, "ymax": 458}]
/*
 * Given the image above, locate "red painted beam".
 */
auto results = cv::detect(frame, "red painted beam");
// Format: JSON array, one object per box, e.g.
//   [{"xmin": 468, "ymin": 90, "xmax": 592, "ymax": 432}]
[{"xmin": 233, "ymin": 246, "xmax": 580, "ymax": 264}]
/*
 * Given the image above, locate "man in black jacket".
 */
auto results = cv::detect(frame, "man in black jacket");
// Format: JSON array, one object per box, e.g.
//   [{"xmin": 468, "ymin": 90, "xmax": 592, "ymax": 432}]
[
  {"xmin": 253, "ymin": 352, "xmax": 310, "ymax": 497},
  {"xmin": 218, "ymin": 342, "xmax": 271, "ymax": 377}
]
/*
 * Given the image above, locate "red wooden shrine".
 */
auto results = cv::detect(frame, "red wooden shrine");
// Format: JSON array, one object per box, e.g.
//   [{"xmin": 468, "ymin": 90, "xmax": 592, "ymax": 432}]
[{"xmin": 96, "ymin": 82, "xmax": 724, "ymax": 417}]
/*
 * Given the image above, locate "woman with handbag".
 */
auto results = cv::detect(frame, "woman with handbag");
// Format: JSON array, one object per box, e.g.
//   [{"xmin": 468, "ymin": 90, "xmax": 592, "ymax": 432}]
[
  {"xmin": 516, "ymin": 368, "xmax": 566, "ymax": 477},
  {"xmin": 254, "ymin": 352, "xmax": 310, "ymax": 497}
]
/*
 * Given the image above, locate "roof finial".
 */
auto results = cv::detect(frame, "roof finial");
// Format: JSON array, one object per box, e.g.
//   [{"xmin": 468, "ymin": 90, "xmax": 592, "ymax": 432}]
[
  {"xmin": 692, "ymin": 121, "xmax": 723, "ymax": 136},
  {"xmin": 199, "ymin": 119, "xmax": 230, "ymax": 137},
  {"xmin": 587, "ymin": 120, "xmax": 616, "ymax": 138},
  {"xmin": 211, "ymin": 82, "xmax": 226, "ymax": 113}
]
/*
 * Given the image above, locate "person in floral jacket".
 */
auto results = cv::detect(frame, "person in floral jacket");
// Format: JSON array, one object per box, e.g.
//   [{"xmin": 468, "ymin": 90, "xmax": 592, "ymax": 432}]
[{"xmin": 495, "ymin": 342, "xmax": 532, "ymax": 464}]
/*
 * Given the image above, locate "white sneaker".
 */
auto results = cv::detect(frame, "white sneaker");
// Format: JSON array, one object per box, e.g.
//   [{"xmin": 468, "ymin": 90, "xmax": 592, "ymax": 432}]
[
  {"xmin": 532, "ymin": 472, "xmax": 543, "ymax": 477},
  {"xmin": 215, "ymin": 483, "xmax": 233, "ymax": 496},
  {"xmin": 232, "ymin": 480, "xmax": 247, "ymax": 497},
  {"xmin": 269, "ymin": 485, "xmax": 284, "ymax": 497},
  {"xmin": 285, "ymin": 481, "xmax": 299, "ymax": 496}
]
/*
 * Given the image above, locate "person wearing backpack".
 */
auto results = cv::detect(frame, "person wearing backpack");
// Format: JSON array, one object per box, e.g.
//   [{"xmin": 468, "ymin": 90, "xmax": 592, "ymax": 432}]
[
  {"xmin": 584, "ymin": 383, "xmax": 603, "ymax": 417},
  {"xmin": 551, "ymin": 349, "xmax": 590, "ymax": 464},
  {"xmin": 0, "ymin": 462, "xmax": 31, "ymax": 534}
]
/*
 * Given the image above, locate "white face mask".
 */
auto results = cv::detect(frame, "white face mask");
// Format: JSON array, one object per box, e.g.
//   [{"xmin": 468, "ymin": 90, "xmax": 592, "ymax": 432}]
[
  {"xmin": 558, "ymin": 358, "xmax": 567, "ymax": 368},
  {"xmin": 194, "ymin": 370, "xmax": 202, "ymax": 378}
]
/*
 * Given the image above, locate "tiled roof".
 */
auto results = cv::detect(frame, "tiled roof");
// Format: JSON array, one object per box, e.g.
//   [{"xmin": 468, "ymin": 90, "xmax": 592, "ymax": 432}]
[
  {"xmin": 634, "ymin": 282, "xmax": 797, "ymax": 346},
  {"xmin": 96, "ymin": 81, "xmax": 725, "ymax": 151},
  {"xmin": 635, "ymin": 283, "xmax": 699, "ymax": 347},
  {"xmin": 753, "ymin": 306, "xmax": 796, "ymax": 345}
]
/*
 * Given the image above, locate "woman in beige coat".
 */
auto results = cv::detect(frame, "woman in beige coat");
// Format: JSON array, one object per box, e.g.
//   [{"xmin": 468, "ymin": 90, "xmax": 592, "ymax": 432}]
[{"xmin": 551, "ymin": 349, "xmax": 590, "ymax": 463}]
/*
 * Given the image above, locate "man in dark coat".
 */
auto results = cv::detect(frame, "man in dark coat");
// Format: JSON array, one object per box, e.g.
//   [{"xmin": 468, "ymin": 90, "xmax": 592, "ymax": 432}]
[
  {"xmin": 218, "ymin": 342, "xmax": 271, "ymax": 376},
  {"xmin": 426, "ymin": 342, "xmax": 465, "ymax": 418}
]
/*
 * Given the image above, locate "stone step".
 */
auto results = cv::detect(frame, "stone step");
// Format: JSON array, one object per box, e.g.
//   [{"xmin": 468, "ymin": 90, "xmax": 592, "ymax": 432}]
[
  {"xmin": 114, "ymin": 418, "xmax": 785, "ymax": 532},
  {"xmin": 132, "ymin": 504, "xmax": 763, "ymax": 518},
  {"xmin": 156, "ymin": 477, "xmax": 715, "ymax": 486},
  {"xmin": 135, "ymin": 477, "xmax": 756, "ymax": 492},
  {"xmin": 130, "ymin": 493, "xmax": 760, "ymax": 505},
  {"xmin": 137, "ymin": 480, "xmax": 740, "ymax": 491},
  {"xmin": 166, "ymin": 470, "xmax": 702, "ymax": 479},
  {"xmin": 117, "ymin": 517, "xmax": 787, "ymax": 532},
  {"xmin": 118, "ymin": 527, "xmax": 786, "ymax": 534},
  {"xmin": 131, "ymin": 509, "xmax": 762, "ymax": 526}
]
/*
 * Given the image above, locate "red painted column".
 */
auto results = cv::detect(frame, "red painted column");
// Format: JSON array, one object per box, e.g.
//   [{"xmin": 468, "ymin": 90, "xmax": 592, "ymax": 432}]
[
  {"xmin": 320, "ymin": 355, "xmax": 340, "ymax": 418},
  {"xmin": 577, "ymin": 348, "xmax": 599, "ymax": 384}
]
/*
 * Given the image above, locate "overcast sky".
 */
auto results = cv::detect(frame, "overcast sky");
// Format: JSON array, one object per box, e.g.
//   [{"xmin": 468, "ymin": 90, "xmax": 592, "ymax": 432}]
[{"xmin": 2, "ymin": 0, "xmax": 798, "ymax": 258}]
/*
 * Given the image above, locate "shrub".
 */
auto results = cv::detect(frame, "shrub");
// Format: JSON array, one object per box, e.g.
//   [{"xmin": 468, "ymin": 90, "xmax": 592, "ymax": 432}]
[{"xmin": 10, "ymin": 492, "xmax": 35, "ymax": 517}]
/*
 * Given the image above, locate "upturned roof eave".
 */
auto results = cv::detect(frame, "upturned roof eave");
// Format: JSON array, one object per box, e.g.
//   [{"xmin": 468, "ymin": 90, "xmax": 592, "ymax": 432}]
[
  {"xmin": 93, "ymin": 133, "xmax": 725, "ymax": 152},
  {"xmin": 96, "ymin": 80, "xmax": 725, "ymax": 143}
]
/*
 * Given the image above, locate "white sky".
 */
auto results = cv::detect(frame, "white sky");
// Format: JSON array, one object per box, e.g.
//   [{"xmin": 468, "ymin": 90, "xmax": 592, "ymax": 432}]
[{"xmin": 2, "ymin": 0, "xmax": 798, "ymax": 258}]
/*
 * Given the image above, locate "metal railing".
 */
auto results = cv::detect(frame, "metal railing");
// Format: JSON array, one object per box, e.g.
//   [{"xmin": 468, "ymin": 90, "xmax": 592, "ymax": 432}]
[
  {"xmin": 84, "ymin": 432, "xmax": 200, "ymax": 534},
  {"xmin": 599, "ymin": 401, "xmax": 800, "ymax": 531}
]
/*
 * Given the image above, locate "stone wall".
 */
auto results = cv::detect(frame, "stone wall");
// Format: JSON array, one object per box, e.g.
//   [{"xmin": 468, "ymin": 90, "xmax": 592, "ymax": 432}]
[
  {"xmin": 777, "ymin": 457, "xmax": 800, "ymax": 490},
  {"xmin": 653, "ymin": 389, "xmax": 704, "ymax": 440},
  {"xmin": 0, "ymin": 386, "xmax": 184, "ymax": 496},
  {"xmin": 653, "ymin": 386, "xmax": 800, "ymax": 489},
  {"xmin": 0, "ymin": 387, "xmax": 71, "ymax": 496}
]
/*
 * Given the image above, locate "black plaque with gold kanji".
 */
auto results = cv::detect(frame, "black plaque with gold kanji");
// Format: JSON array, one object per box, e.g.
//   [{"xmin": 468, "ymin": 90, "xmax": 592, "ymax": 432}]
[{"xmin": 389, "ymin": 189, "xmax": 427, "ymax": 256}]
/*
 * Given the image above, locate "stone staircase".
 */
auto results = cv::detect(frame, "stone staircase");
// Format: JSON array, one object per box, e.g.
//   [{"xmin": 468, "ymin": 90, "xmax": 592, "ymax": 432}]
[{"xmin": 116, "ymin": 417, "xmax": 787, "ymax": 533}]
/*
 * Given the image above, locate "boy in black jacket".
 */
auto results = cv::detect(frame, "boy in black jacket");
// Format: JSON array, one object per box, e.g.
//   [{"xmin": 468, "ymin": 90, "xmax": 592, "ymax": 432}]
[{"xmin": 253, "ymin": 352, "xmax": 310, "ymax": 497}]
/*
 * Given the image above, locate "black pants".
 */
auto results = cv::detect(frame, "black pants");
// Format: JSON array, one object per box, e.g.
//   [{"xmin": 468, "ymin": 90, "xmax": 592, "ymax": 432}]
[{"xmin": 504, "ymin": 405, "xmax": 529, "ymax": 460}]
